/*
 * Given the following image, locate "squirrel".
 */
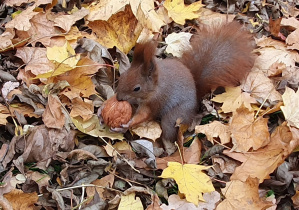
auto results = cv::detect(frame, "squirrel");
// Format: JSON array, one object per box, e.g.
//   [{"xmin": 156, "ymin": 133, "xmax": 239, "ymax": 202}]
[{"xmin": 115, "ymin": 21, "xmax": 255, "ymax": 155}]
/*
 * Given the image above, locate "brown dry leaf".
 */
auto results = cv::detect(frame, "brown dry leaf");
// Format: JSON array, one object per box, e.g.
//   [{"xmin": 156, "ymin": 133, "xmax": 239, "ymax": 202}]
[
  {"xmin": 27, "ymin": 12, "xmax": 60, "ymax": 47},
  {"xmin": 281, "ymin": 87, "xmax": 299, "ymax": 128},
  {"xmin": 230, "ymin": 122, "xmax": 298, "ymax": 183},
  {"xmin": 156, "ymin": 139, "xmax": 201, "ymax": 170},
  {"xmin": 161, "ymin": 192, "xmax": 221, "ymax": 210},
  {"xmin": 253, "ymin": 43, "xmax": 298, "ymax": 72},
  {"xmin": 5, "ymin": 0, "xmax": 52, "ymax": 7},
  {"xmin": 15, "ymin": 47, "xmax": 55, "ymax": 75},
  {"xmin": 0, "ymin": 29, "xmax": 14, "ymax": 50},
  {"xmin": 2, "ymin": 125, "xmax": 75, "ymax": 172},
  {"xmin": 217, "ymin": 178, "xmax": 273, "ymax": 210},
  {"xmin": 212, "ymin": 86, "xmax": 256, "ymax": 113},
  {"xmin": 87, "ymin": 0, "xmax": 128, "ymax": 21},
  {"xmin": 70, "ymin": 98, "xmax": 94, "ymax": 121},
  {"xmin": 292, "ymin": 190, "xmax": 299, "ymax": 208},
  {"xmin": 163, "ymin": 0, "xmax": 204, "ymax": 25},
  {"xmin": 5, "ymin": 5, "xmax": 38, "ymax": 31},
  {"xmin": 88, "ymin": 5, "xmax": 143, "ymax": 54},
  {"xmin": 131, "ymin": 1, "xmax": 166, "ymax": 32},
  {"xmin": 60, "ymin": 75, "xmax": 97, "ymax": 98},
  {"xmin": 281, "ymin": 17, "xmax": 299, "ymax": 28},
  {"xmin": 58, "ymin": 57, "xmax": 99, "ymax": 98},
  {"xmin": 195, "ymin": 121, "xmax": 231, "ymax": 144},
  {"xmin": 286, "ymin": 29, "xmax": 299, "ymax": 50},
  {"xmin": 54, "ymin": 8, "xmax": 89, "ymax": 32},
  {"xmin": 230, "ymin": 104, "xmax": 270, "ymax": 152},
  {"xmin": 42, "ymin": 94, "xmax": 65, "ymax": 129},
  {"xmin": 132, "ymin": 121, "xmax": 162, "ymax": 141},
  {"xmin": 146, "ymin": 194, "xmax": 162, "ymax": 210},
  {"xmin": 197, "ymin": 8, "xmax": 235, "ymax": 25},
  {"xmin": 86, "ymin": 174, "xmax": 115, "ymax": 200},
  {"xmin": 268, "ymin": 62, "xmax": 286, "ymax": 76},
  {"xmin": 213, "ymin": 156, "xmax": 240, "ymax": 174},
  {"xmin": 241, "ymin": 70, "xmax": 282, "ymax": 104},
  {"xmin": 283, "ymin": 66, "xmax": 299, "ymax": 87},
  {"xmin": 0, "ymin": 104, "xmax": 10, "ymax": 125},
  {"xmin": 4, "ymin": 189, "xmax": 38, "ymax": 210},
  {"xmin": 67, "ymin": 149, "xmax": 98, "ymax": 161},
  {"xmin": 9, "ymin": 103, "xmax": 40, "ymax": 118}
]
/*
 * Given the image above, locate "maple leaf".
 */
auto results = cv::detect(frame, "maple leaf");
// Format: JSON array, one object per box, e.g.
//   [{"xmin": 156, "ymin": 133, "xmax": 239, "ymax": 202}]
[
  {"xmin": 217, "ymin": 178, "xmax": 273, "ymax": 210},
  {"xmin": 160, "ymin": 162, "xmax": 214, "ymax": 205},
  {"xmin": 195, "ymin": 121, "xmax": 231, "ymax": 144},
  {"xmin": 164, "ymin": 0, "xmax": 204, "ymax": 25},
  {"xmin": 118, "ymin": 193, "xmax": 143, "ymax": 210},
  {"xmin": 281, "ymin": 87, "xmax": 299, "ymax": 128},
  {"xmin": 212, "ymin": 86, "xmax": 256, "ymax": 113},
  {"xmin": 230, "ymin": 104, "xmax": 270, "ymax": 152},
  {"xmin": 88, "ymin": 5, "xmax": 142, "ymax": 54}
]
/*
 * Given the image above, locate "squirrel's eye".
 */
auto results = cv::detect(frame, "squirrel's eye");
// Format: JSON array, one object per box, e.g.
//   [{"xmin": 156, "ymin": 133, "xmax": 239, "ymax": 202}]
[{"xmin": 133, "ymin": 85, "xmax": 141, "ymax": 92}]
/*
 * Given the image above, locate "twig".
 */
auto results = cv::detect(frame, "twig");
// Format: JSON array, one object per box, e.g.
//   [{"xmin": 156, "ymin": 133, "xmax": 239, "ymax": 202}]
[{"xmin": 99, "ymin": 136, "xmax": 140, "ymax": 173}]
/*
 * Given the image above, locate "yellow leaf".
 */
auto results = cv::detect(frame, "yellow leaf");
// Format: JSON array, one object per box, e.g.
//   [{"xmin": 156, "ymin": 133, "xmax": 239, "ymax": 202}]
[
  {"xmin": 88, "ymin": 5, "xmax": 142, "ymax": 54},
  {"xmin": 47, "ymin": 42, "xmax": 79, "ymax": 68},
  {"xmin": 212, "ymin": 86, "xmax": 256, "ymax": 113},
  {"xmin": 72, "ymin": 115, "xmax": 124, "ymax": 140},
  {"xmin": 164, "ymin": 0, "xmax": 204, "ymax": 25},
  {"xmin": 160, "ymin": 162, "xmax": 214, "ymax": 205},
  {"xmin": 118, "ymin": 193, "xmax": 143, "ymax": 210}
]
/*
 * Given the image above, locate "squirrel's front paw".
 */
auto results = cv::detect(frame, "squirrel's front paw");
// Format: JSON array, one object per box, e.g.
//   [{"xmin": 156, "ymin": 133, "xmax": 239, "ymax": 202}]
[
  {"xmin": 120, "ymin": 120, "xmax": 132, "ymax": 129},
  {"xmin": 109, "ymin": 120, "xmax": 132, "ymax": 133},
  {"xmin": 110, "ymin": 127, "xmax": 128, "ymax": 133}
]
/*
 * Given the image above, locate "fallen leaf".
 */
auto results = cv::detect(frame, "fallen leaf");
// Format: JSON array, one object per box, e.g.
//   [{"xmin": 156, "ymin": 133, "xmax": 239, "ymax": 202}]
[
  {"xmin": 4, "ymin": 189, "xmax": 38, "ymax": 210},
  {"xmin": 87, "ymin": 0, "xmax": 128, "ymax": 21},
  {"xmin": 281, "ymin": 87, "xmax": 299, "ymax": 128},
  {"xmin": 88, "ymin": 5, "xmax": 142, "ymax": 54},
  {"xmin": 86, "ymin": 174, "xmax": 115, "ymax": 200},
  {"xmin": 70, "ymin": 97, "xmax": 94, "ymax": 121},
  {"xmin": 131, "ymin": 1, "xmax": 166, "ymax": 32},
  {"xmin": 165, "ymin": 32, "xmax": 192, "ymax": 57},
  {"xmin": 118, "ymin": 192, "xmax": 143, "ymax": 210},
  {"xmin": 160, "ymin": 191, "xmax": 221, "ymax": 210},
  {"xmin": 217, "ymin": 178, "xmax": 273, "ymax": 210},
  {"xmin": 195, "ymin": 121, "xmax": 231, "ymax": 144},
  {"xmin": 160, "ymin": 162, "xmax": 214, "ymax": 205},
  {"xmin": 230, "ymin": 104, "xmax": 270, "ymax": 152},
  {"xmin": 54, "ymin": 8, "xmax": 89, "ymax": 32},
  {"xmin": 47, "ymin": 41, "xmax": 78, "ymax": 68},
  {"xmin": 42, "ymin": 94, "xmax": 65, "ymax": 129},
  {"xmin": 230, "ymin": 122, "xmax": 298, "ymax": 183},
  {"xmin": 15, "ymin": 47, "xmax": 55, "ymax": 75},
  {"xmin": 132, "ymin": 121, "xmax": 162, "ymax": 141},
  {"xmin": 212, "ymin": 86, "xmax": 256, "ymax": 113},
  {"xmin": 72, "ymin": 115, "xmax": 124, "ymax": 140},
  {"xmin": 164, "ymin": 0, "xmax": 204, "ymax": 25},
  {"xmin": 5, "ymin": 5, "xmax": 38, "ymax": 31}
]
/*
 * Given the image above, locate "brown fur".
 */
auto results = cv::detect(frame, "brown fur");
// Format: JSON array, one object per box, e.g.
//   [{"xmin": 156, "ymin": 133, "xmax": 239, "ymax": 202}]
[{"xmin": 116, "ymin": 22, "xmax": 255, "ymax": 154}]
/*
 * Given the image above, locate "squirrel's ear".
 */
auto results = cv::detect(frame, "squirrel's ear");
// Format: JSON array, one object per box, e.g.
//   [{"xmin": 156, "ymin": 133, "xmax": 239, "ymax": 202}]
[{"xmin": 132, "ymin": 41, "xmax": 157, "ymax": 78}]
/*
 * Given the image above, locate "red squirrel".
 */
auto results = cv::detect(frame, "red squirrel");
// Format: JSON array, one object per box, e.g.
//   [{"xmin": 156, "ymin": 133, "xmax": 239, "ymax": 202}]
[{"xmin": 116, "ymin": 22, "xmax": 254, "ymax": 154}]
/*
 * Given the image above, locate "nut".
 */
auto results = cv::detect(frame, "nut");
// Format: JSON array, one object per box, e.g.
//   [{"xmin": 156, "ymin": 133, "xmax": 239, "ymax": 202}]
[{"xmin": 101, "ymin": 95, "xmax": 132, "ymax": 128}]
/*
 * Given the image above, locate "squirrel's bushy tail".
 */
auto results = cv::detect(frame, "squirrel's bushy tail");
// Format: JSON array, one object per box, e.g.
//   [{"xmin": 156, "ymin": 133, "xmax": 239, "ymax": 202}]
[{"xmin": 181, "ymin": 21, "xmax": 255, "ymax": 99}]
